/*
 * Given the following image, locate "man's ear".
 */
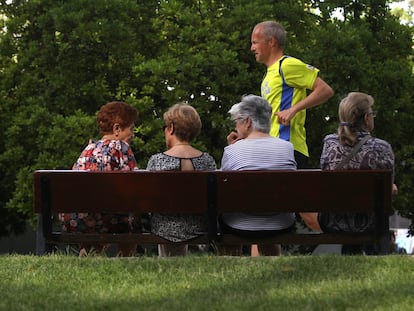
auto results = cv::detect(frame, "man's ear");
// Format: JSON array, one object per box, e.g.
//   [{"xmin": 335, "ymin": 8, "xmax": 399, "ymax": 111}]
[{"xmin": 269, "ymin": 37, "xmax": 277, "ymax": 47}]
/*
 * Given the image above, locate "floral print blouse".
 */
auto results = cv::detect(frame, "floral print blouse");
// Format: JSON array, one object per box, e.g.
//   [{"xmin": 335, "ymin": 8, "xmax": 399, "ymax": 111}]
[
  {"xmin": 72, "ymin": 139, "xmax": 137, "ymax": 171},
  {"xmin": 59, "ymin": 139, "xmax": 138, "ymax": 234}
]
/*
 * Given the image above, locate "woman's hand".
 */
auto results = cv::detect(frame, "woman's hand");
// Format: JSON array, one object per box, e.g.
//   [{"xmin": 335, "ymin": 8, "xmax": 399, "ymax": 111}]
[{"xmin": 227, "ymin": 131, "xmax": 242, "ymax": 145}]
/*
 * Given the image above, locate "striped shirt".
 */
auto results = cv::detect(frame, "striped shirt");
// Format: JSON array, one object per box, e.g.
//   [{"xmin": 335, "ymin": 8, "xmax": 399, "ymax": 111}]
[{"xmin": 220, "ymin": 137, "xmax": 297, "ymax": 231}]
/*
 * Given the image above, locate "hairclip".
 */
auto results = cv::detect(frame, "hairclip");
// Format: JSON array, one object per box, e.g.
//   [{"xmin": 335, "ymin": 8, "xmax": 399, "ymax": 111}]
[{"xmin": 339, "ymin": 122, "xmax": 353, "ymax": 127}]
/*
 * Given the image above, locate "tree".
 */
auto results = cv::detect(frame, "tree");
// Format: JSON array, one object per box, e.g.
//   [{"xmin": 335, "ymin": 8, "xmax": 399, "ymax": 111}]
[{"xmin": 0, "ymin": 0, "xmax": 158, "ymax": 231}]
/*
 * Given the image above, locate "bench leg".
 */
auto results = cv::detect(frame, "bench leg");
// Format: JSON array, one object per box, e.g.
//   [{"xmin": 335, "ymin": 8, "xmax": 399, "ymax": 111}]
[
  {"xmin": 36, "ymin": 214, "xmax": 46, "ymax": 255},
  {"xmin": 35, "ymin": 215, "xmax": 53, "ymax": 255},
  {"xmin": 378, "ymin": 234, "xmax": 390, "ymax": 255}
]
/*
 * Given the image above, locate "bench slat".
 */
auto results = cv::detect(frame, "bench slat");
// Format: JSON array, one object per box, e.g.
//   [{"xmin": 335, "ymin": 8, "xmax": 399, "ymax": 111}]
[
  {"xmin": 215, "ymin": 232, "xmax": 376, "ymax": 245},
  {"xmin": 214, "ymin": 170, "xmax": 392, "ymax": 213},
  {"xmin": 45, "ymin": 232, "xmax": 210, "ymax": 245},
  {"xmin": 44, "ymin": 232, "xmax": 375, "ymax": 246},
  {"xmin": 34, "ymin": 170, "xmax": 210, "ymax": 213}
]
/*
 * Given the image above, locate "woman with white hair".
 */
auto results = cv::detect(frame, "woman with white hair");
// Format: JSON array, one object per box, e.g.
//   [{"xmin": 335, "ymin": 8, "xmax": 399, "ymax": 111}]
[{"xmin": 219, "ymin": 94, "xmax": 297, "ymax": 256}]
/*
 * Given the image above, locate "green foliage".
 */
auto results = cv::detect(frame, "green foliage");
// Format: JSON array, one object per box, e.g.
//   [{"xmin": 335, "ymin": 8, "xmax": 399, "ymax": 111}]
[
  {"xmin": 0, "ymin": 0, "xmax": 413, "ymax": 235},
  {"xmin": 7, "ymin": 110, "xmax": 97, "ymax": 228}
]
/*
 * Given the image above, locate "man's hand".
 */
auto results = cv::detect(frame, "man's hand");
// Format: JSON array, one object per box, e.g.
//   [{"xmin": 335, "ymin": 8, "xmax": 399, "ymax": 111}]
[{"xmin": 275, "ymin": 108, "xmax": 296, "ymax": 126}]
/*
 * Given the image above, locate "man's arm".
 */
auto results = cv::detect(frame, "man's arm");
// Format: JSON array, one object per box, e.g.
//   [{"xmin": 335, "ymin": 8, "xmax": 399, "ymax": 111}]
[{"xmin": 276, "ymin": 77, "xmax": 334, "ymax": 125}]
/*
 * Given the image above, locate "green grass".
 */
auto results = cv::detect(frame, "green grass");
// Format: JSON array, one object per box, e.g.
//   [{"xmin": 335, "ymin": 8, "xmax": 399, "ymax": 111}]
[{"xmin": 1, "ymin": 254, "xmax": 413, "ymax": 311}]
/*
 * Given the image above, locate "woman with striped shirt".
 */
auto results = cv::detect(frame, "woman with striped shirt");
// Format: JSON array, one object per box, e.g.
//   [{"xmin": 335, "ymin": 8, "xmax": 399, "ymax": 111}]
[{"xmin": 219, "ymin": 94, "xmax": 297, "ymax": 256}]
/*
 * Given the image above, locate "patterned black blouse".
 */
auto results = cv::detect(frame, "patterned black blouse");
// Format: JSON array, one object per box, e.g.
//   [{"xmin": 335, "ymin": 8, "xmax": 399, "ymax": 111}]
[
  {"xmin": 318, "ymin": 132, "xmax": 395, "ymax": 233},
  {"xmin": 146, "ymin": 152, "xmax": 217, "ymax": 242},
  {"xmin": 320, "ymin": 132, "xmax": 395, "ymax": 173}
]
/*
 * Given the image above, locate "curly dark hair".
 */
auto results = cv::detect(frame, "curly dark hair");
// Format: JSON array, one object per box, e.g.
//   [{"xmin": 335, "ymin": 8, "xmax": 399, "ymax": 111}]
[{"xmin": 97, "ymin": 101, "xmax": 138, "ymax": 134}]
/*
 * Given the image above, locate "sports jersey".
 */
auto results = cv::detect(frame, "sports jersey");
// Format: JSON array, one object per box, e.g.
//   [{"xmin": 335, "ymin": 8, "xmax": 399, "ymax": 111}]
[{"xmin": 261, "ymin": 56, "xmax": 319, "ymax": 157}]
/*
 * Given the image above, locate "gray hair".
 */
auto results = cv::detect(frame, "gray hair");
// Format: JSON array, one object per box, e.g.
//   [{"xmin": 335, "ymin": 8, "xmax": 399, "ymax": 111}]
[
  {"xmin": 228, "ymin": 95, "xmax": 272, "ymax": 133},
  {"xmin": 255, "ymin": 21, "xmax": 286, "ymax": 49}
]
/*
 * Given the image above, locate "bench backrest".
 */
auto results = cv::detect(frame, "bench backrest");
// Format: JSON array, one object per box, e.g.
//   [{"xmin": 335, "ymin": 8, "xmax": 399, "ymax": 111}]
[
  {"xmin": 214, "ymin": 169, "xmax": 393, "ymax": 213},
  {"xmin": 34, "ymin": 169, "xmax": 392, "ymax": 215},
  {"xmin": 34, "ymin": 170, "xmax": 211, "ymax": 214}
]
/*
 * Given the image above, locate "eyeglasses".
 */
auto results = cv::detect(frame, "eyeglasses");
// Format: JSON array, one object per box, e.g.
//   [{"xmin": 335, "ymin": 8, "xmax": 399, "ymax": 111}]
[
  {"xmin": 231, "ymin": 117, "xmax": 245, "ymax": 125},
  {"xmin": 367, "ymin": 111, "xmax": 377, "ymax": 118}
]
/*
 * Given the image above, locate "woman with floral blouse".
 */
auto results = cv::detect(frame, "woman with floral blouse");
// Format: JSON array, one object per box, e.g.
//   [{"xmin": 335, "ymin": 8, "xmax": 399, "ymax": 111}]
[{"xmin": 59, "ymin": 101, "xmax": 139, "ymax": 257}]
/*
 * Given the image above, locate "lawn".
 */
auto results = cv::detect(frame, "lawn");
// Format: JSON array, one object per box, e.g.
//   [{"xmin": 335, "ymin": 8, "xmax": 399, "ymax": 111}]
[{"xmin": 1, "ymin": 254, "xmax": 413, "ymax": 311}]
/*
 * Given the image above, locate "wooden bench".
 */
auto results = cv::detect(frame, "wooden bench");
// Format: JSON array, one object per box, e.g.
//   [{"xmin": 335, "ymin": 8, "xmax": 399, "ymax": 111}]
[{"xmin": 34, "ymin": 169, "xmax": 393, "ymax": 255}]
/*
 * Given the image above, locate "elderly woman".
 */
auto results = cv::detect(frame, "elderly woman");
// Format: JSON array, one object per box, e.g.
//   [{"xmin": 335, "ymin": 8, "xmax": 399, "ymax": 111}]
[
  {"xmin": 219, "ymin": 94, "xmax": 297, "ymax": 256},
  {"xmin": 146, "ymin": 103, "xmax": 217, "ymax": 256},
  {"xmin": 60, "ymin": 101, "xmax": 139, "ymax": 257},
  {"xmin": 300, "ymin": 92, "xmax": 398, "ymax": 252}
]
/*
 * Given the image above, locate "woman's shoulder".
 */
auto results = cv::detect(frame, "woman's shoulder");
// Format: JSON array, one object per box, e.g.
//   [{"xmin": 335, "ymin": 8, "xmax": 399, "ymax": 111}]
[
  {"xmin": 148, "ymin": 152, "xmax": 165, "ymax": 159},
  {"xmin": 270, "ymin": 136, "xmax": 294, "ymax": 147},
  {"xmin": 359, "ymin": 136, "xmax": 395, "ymax": 169},
  {"xmin": 323, "ymin": 133, "xmax": 339, "ymax": 142},
  {"xmin": 193, "ymin": 152, "xmax": 217, "ymax": 170},
  {"xmin": 200, "ymin": 152, "xmax": 216, "ymax": 162},
  {"xmin": 148, "ymin": 152, "xmax": 173, "ymax": 163},
  {"xmin": 367, "ymin": 136, "xmax": 393, "ymax": 153},
  {"xmin": 370, "ymin": 136, "xmax": 391, "ymax": 146},
  {"xmin": 147, "ymin": 153, "xmax": 180, "ymax": 170},
  {"xmin": 199, "ymin": 152, "xmax": 214, "ymax": 159},
  {"xmin": 92, "ymin": 139, "xmax": 130, "ymax": 150}
]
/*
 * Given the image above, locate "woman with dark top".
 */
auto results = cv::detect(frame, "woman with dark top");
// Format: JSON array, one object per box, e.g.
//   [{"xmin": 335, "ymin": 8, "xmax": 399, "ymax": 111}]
[
  {"xmin": 146, "ymin": 103, "xmax": 217, "ymax": 256},
  {"xmin": 300, "ymin": 92, "xmax": 398, "ymax": 253}
]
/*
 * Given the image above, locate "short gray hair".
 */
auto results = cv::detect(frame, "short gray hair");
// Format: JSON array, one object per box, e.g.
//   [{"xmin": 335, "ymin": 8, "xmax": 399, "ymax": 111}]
[
  {"xmin": 255, "ymin": 21, "xmax": 286, "ymax": 49},
  {"xmin": 228, "ymin": 95, "xmax": 272, "ymax": 133}
]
